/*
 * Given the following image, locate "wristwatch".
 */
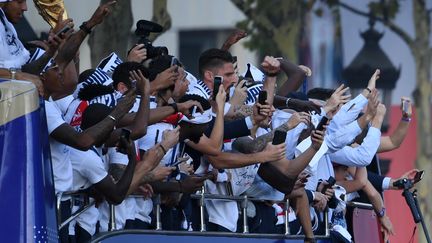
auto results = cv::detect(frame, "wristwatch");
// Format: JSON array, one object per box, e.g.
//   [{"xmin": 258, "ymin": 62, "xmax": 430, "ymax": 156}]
[
  {"xmin": 376, "ymin": 207, "xmax": 386, "ymax": 218},
  {"xmin": 9, "ymin": 68, "xmax": 17, "ymax": 80}
]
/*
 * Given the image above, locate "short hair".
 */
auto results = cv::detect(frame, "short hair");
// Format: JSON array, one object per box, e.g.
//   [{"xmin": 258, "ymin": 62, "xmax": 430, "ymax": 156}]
[
  {"xmin": 112, "ymin": 62, "xmax": 149, "ymax": 90},
  {"xmin": 148, "ymin": 55, "xmax": 183, "ymax": 91},
  {"xmin": 77, "ymin": 83, "xmax": 114, "ymax": 101},
  {"xmin": 307, "ymin": 88, "xmax": 336, "ymax": 101},
  {"xmin": 80, "ymin": 103, "xmax": 112, "ymax": 130},
  {"xmin": 178, "ymin": 94, "xmax": 211, "ymax": 111},
  {"xmin": 198, "ymin": 48, "xmax": 233, "ymax": 78},
  {"xmin": 78, "ymin": 69, "xmax": 96, "ymax": 84}
]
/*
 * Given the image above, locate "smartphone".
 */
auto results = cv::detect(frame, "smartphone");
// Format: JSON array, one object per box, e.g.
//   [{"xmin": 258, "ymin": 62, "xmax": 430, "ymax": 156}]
[
  {"xmin": 171, "ymin": 56, "xmax": 179, "ymax": 72},
  {"xmin": 402, "ymin": 99, "xmax": 410, "ymax": 113},
  {"xmin": 414, "ymin": 170, "xmax": 424, "ymax": 182},
  {"xmin": 213, "ymin": 76, "xmax": 223, "ymax": 100},
  {"xmin": 321, "ymin": 176, "xmax": 336, "ymax": 193},
  {"xmin": 315, "ymin": 117, "xmax": 328, "ymax": 131},
  {"xmin": 258, "ymin": 90, "xmax": 267, "ymax": 105},
  {"xmin": 272, "ymin": 130, "xmax": 287, "ymax": 145},
  {"xmin": 56, "ymin": 24, "xmax": 72, "ymax": 36}
]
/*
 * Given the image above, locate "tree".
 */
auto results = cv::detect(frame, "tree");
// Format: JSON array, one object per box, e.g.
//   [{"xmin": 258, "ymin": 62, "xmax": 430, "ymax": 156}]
[
  {"xmin": 230, "ymin": 0, "xmax": 306, "ymax": 63},
  {"xmin": 88, "ymin": 0, "xmax": 171, "ymax": 67}
]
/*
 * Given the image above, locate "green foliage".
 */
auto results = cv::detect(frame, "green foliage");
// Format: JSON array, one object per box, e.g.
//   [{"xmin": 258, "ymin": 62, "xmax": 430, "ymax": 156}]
[
  {"xmin": 368, "ymin": 0, "xmax": 400, "ymax": 20},
  {"xmin": 232, "ymin": 0, "xmax": 305, "ymax": 61}
]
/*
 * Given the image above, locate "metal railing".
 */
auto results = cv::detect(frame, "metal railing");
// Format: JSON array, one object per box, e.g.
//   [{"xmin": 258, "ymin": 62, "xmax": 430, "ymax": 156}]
[{"xmin": 57, "ymin": 187, "xmax": 364, "ymax": 238}]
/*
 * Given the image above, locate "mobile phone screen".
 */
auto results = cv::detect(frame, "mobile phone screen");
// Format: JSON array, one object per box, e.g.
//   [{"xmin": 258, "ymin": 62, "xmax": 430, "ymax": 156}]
[
  {"xmin": 272, "ymin": 130, "xmax": 287, "ymax": 145},
  {"xmin": 258, "ymin": 90, "xmax": 267, "ymax": 105},
  {"xmin": 315, "ymin": 117, "xmax": 328, "ymax": 131},
  {"xmin": 213, "ymin": 76, "xmax": 223, "ymax": 100}
]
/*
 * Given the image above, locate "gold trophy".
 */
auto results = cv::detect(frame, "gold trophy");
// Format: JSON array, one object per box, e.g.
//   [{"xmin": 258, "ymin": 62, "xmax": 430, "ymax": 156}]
[{"xmin": 33, "ymin": 0, "xmax": 68, "ymax": 28}]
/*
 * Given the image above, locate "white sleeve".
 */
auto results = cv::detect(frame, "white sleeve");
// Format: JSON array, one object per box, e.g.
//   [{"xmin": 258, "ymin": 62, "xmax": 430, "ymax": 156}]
[
  {"xmin": 325, "ymin": 121, "xmax": 362, "ymax": 153},
  {"xmin": 107, "ymin": 147, "xmax": 129, "ymax": 166},
  {"xmin": 285, "ymin": 123, "xmax": 307, "ymax": 159},
  {"xmin": 81, "ymin": 152, "xmax": 108, "ymax": 184},
  {"xmin": 327, "ymin": 93, "xmax": 368, "ymax": 131},
  {"xmin": 45, "ymin": 101, "xmax": 66, "ymax": 134},
  {"xmin": 329, "ymin": 127, "xmax": 381, "ymax": 167}
]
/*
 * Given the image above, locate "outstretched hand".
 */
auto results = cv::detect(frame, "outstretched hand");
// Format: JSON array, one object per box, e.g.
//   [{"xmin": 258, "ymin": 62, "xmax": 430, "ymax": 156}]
[
  {"xmin": 324, "ymin": 84, "xmax": 351, "ymax": 118},
  {"xmin": 87, "ymin": 1, "xmax": 117, "ymax": 28}
]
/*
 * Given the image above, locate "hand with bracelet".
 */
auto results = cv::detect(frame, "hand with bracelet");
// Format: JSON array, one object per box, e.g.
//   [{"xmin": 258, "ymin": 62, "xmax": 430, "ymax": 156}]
[{"xmin": 80, "ymin": 1, "xmax": 117, "ymax": 34}]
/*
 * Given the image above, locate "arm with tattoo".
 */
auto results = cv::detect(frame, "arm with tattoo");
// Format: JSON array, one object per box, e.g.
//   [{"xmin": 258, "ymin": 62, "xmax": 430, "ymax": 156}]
[
  {"xmin": 232, "ymin": 121, "xmax": 294, "ymax": 154},
  {"xmin": 225, "ymin": 104, "xmax": 253, "ymax": 121}
]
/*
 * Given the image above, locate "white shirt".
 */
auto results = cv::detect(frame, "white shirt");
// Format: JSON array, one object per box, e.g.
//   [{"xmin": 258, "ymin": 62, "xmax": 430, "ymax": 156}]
[
  {"xmin": 325, "ymin": 94, "xmax": 368, "ymax": 153},
  {"xmin": 69, "ymin": 147, "xmax": 107, "ymax": 236},
  {"xmin": 138, "ymin": 122, "xmax": 178, "ymax": 166},
  {"xmin": 98, "ymin": 148, "xmax": 138, "ymax": 231},
  {"xmin": 0, "ymin": 9, "xmax": 30, "ymax": 69},
  {"xmin": 45, "ymin": 100, "xmax": 73, "ymax": 195},
  {"xmin": 329, "ymin": 127, "xmax": 381, "ymax": 167},
  {"xmin": 70, "ymin": 147, "xmax": 108, "ymax": 191}
]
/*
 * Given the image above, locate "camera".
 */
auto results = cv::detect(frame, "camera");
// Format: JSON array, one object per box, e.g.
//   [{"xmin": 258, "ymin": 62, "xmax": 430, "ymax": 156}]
[{"xmin": 135, "ymin": 20, "xmax": 169, "ymax": 59}]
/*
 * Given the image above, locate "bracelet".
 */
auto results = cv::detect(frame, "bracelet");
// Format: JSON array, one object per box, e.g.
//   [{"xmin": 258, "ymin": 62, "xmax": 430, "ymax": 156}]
[
  {"xmin": 159, "ymin": 144, "xmax": 167, "ymax": 155},
  {"xmin": 107, "ymin": 115, "xmax": 117, "ymax": 122},
  {"xmin": 168, "ymin": 103, "xmax": 178, "ymax": 113},
  {"xmin": 401, "ymin": 117, "xmax": 411, "ymax": 122},
  {"xmin": 366, "ymin": 87, "xmax": 372, "ymax": 93},
  {"xmin": 79, "ymin": 21, "xmax": 92, "ymax": 34},
  {"xmin": 375, "ymin": 207, "xmax": 386, "ymax": 218},
  {"xmin": 285, "ymin": 98, "xmax": 291, "ymax": 107}
]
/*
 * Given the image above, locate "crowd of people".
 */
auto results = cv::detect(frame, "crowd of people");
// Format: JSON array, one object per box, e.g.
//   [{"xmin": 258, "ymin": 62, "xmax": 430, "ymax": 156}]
[{"xmin": 0, "ymin": 1, "xmax": 422, "ymax": 243}]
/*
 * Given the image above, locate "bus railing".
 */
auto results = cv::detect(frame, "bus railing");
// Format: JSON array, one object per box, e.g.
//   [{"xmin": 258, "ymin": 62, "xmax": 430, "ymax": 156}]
[{"xmin": 57, "ymin": 187, "xmax": 368, "ymax": 239}]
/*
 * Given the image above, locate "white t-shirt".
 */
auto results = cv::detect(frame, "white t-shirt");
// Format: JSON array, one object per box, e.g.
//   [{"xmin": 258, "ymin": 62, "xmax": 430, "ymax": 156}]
[
  {"xmin": 0, "ymin": 9, "xmax": 30, "ymax": 69},
  {"xmin": 69, "ymin": 147, "xmax": 107, "ymax": 236},
  {"xmin": 45, "ymin": 100, "xmax": 73, "ymax": 195},
  {"xmin": 98, "ymin": 148, "xmax": 137, "ymax": 231},
  {"xmin": 138, "ymin": 122, "xmax": 179, "ymax": 166},
  {"xmin": 70, "ymin": 147, "xmax": 108, "ymax": 191}
]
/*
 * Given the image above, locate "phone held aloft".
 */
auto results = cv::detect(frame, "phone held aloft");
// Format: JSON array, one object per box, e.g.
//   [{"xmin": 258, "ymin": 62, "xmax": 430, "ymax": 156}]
[{"xmin": 213, "ymin": 76, "xmax": 223, "ymax": 101}]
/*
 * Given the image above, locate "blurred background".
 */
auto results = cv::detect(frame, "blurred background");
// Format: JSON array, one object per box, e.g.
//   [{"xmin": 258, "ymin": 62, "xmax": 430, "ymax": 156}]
[{"xmin": 18, "ymin": 1, "xmax": 431, "ymax": 242}]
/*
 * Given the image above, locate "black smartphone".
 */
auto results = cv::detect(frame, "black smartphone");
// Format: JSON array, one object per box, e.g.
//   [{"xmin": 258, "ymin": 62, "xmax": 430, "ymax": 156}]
[
  {"xmin": 272, "ymin": 130, "xmax": 287, "ymax": 145},
  {"xmin": 213, "ymin": 76, "xmax": 223, "ymax": 101},
  {"xmin": 258, "ymin": 90, "xmax": 267, "ymax": 105},
  {"xmin": 414, "ymin": 170, "xmax": 425, "ymax": 182},
  {"xmin": 171, "ymin": 57, "xmax": 179, "ymax": 72},
  {"xmin": 315, "ymin": 117, "xmax": 328, "ymax": 131},
  {"xmin": 56, "ymin": 24, "xmax": 72, "ymax": 36},
  {"xmin": 321, "ymin": 176, "xmax": 336, "ymax": 193}
]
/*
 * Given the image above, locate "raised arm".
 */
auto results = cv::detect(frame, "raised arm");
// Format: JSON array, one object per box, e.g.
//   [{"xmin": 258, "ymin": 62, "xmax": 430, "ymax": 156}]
[
  {"xmin": 276, "ymin": 58, "xmax": 307, "ymax": 97},
  {"xmin": 378, "ymin": 97, "xmax": 412, "ymax": 153},
  {"xmin": 50, "ymin": 89, "xmax": 135, "ymax": 150}
]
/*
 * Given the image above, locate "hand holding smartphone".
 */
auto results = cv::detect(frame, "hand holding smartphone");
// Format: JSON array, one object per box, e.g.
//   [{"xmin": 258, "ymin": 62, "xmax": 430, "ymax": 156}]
[
  {"xmin": 213, "ymin": 76, "xmax": 223, "ymax": 101},
  {"xmin": 315, "ymin": 117, "xmax": 328, "ymax": 131}
]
